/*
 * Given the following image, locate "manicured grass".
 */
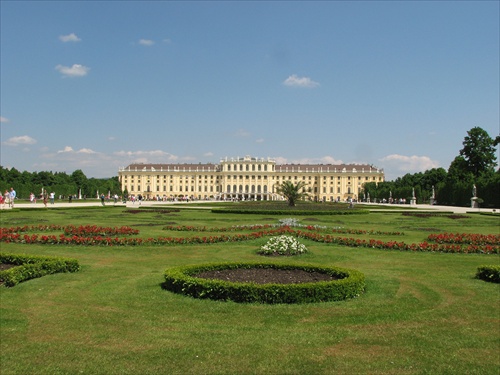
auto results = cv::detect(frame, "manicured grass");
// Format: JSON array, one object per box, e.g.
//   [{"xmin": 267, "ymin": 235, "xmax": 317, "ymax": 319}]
[{"xmin": 0, "ymin": 206, "xmax": 499, "ymax": 374}]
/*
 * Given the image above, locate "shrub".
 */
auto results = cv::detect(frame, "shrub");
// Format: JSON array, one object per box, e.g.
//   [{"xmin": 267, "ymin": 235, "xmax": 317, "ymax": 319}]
[
  {"xmin": 163, "ymin": 262, "xmax": 365, "ymax": 304},
  {"xmin": 211, "ymin": 208, "xmax": 369, "ymax": 215},
  {"xmin": 0, "ymin": 253, "xmax": 80, "ymax": 287},
  {"xmin": 476, "ymin": 265, "xmax": 500, "ymax": 283}
]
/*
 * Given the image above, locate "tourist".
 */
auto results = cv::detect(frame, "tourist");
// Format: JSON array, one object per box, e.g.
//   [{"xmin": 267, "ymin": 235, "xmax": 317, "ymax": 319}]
[
  {"xmin": 3, "ymin": 190, "xmax": 9, "ymax": 208},
  {"xmin": 100, "ymin": 194, "xmax": 105, "ymax": 206},
  {"xmin": 30, "ymin": 192, "xmax": 36, "ymax": 205},
  {"xmin": 9, "ymin": 188, "xmax": 16, "ymax": 208},
  {"xmin": 43, "ymin": 191, "xmax": 48, "ymax": 207}
]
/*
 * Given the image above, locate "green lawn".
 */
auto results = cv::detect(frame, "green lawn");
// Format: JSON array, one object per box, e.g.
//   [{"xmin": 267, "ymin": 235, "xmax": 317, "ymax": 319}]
[{"xmin": 1, "ymin": 206, "xmax": 499, "ymax": 374}]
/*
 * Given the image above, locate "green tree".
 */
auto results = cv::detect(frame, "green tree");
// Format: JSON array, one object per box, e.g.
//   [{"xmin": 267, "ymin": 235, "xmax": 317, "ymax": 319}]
[
  {"xmin": 459, "ymin": 127, "xmax": 497, "ymax": 178},
  {"xmin": 275, "ymin": 180, "xmax": 309, "ymax": 206}
]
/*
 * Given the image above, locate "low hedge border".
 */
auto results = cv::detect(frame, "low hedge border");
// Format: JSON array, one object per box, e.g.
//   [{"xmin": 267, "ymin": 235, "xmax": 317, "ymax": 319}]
[
  {"xmin": 475, "ymin": 265, "xmax": 500, "ymax": 283},
  {"xmin": 211, "ymin": 209, "xmax": 369, "ymax": 215},
  {"xmin": 0, "ymin": 253, "xmax": 80, "ymax": 287},
  {"xmin": 163, "ymin": 262, "xmax": 365, "ymax": 304}
]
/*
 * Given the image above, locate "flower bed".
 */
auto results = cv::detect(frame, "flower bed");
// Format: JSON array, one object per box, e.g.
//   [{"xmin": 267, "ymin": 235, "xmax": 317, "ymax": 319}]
[
  {"xmin": 0, "ymin": 225, "xmax": 498, "ymax": 254},
  {"xmin": 163, "ymin": 262, "xmax": 365, "ymax": 304},
  {"xmin": 0, "ymin": 253, "xmax": 80, "ymax": 287},
  {"xmin": 258, "ymin": 235, "xmax": 308, "ymax": 256}
]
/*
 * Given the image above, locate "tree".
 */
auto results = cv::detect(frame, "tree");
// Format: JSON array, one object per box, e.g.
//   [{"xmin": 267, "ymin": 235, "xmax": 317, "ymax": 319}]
[
  {"xmin": 459, "ymin": 127, "xmax": 497, "ymax": 178},
  {"xmin": 275, "ymin": 181, "xmax": 309, "ymax": 206}
]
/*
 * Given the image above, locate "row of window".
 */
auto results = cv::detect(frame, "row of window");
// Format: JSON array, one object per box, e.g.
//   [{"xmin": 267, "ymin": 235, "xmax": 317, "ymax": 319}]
[
  {"xmin": 226, "ymin": 164, "xmax": 271, "ymax": 172},
  {"xmin": 123, "ymin": 175, "xmax": 380, "ymax": 183},
  {"xmin": 126, "ymin": 184, "xmax": 356, "ymax": 195},
  {"xmin": 128, "ymin": 185, "xmax": 219, "ymax": 193}
]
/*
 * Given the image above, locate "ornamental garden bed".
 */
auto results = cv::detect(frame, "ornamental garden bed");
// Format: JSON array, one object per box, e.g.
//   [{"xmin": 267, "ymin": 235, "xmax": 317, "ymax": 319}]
[
  {"xmin": 0, "ymin": 253, "xmax": 80, "ymax": 287},
  {"xmin": 163, "ymin": 262, "xmax": 365, "ymax": 304}
]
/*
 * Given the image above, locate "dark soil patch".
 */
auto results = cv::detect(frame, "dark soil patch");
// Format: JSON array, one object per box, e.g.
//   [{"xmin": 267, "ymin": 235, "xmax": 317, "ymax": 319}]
[
  {"xmin": 195, "ymin": 268, "xmax": 338, "ymax": 284},
  {"xmin": 0, "ymin": 264, "xmax": 17, "ymax": 271}
]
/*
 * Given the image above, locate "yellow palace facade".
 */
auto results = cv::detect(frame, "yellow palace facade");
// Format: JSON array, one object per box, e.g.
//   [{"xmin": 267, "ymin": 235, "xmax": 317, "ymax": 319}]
[{"xmin": 118, "ymin": 156, "xmax": 384, "ymax": 202}]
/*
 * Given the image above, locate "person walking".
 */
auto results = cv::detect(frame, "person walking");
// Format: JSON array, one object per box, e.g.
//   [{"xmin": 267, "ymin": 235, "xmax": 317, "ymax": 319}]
[
  {"xmin": 9, "ymin": 188, "xmax": 16, "ymax": 208},
  {"xmin": 3, "ymin": 190, "xmax": 9, "ymax": 208},
  {"xmin": 49, "ymin": 191, "xmax": 55, "ymax": 205},
  {"xmin": 100, "ymin": 193, "xmax": 105, "ymax": 206},
  {"xmin": 43, "ymin": 191, "xmax": 48, "ymax": 207}
]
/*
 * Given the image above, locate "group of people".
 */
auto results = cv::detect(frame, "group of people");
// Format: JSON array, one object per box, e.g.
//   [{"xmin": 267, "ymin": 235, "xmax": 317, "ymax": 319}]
[
  {"xmin": 1, "ymin": 188, "xmax": 56, "ymax": 209},
  {"xmin": 1, "ymin": 188, "xmax": 17, "ymax": 208}
]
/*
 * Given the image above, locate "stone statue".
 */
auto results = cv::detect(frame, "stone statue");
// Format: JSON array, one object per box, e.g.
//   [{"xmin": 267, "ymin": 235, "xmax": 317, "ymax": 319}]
[{"xmin": 472, "ymin": 184, "xmax": 477, "ymax": 197}]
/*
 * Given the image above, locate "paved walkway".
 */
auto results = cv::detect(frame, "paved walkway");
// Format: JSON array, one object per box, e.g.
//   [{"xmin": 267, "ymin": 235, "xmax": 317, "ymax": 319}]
[{"xmin": 1, "ymin": 200, "xmax": 498, "ymax": 214}]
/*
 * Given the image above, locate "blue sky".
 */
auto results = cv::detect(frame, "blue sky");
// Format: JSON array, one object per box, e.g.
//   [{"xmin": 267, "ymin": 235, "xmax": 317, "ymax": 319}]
[{"xmin": 1, "ymin": 1, "xmax": 499, "ymax": 180}]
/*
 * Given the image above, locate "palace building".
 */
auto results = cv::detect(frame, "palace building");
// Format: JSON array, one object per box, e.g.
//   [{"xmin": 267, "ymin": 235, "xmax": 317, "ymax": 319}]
[{"xmin": 118, "ymin": 156, "xmax": 384, "ymax": 202}]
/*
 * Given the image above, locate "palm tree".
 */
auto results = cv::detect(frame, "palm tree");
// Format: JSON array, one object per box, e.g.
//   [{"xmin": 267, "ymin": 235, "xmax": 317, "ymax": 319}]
[{"xmin": 275, "ymin": 180, "xmax": 309, "ymax": 206}]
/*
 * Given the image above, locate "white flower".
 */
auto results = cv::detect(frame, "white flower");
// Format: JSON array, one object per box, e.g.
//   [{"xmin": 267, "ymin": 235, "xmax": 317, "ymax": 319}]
[{"xmin": 259, "ymin": 235, "xmax": 308, "ymax": 255}]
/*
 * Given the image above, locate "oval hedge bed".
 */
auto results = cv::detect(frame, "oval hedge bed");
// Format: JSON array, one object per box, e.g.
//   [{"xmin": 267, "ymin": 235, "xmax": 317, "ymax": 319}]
[
  {"xmin": 0, "ymin": 253, "xmax": 80, "ymax": 287},
  {"xmin": 163, "ymin": 262, "xmax": 365, "ymax": 304}
]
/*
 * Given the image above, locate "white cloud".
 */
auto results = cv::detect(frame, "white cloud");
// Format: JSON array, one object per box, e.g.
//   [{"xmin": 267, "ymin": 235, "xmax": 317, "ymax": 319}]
[
  {"xmin": 234, "ymin": 129, "xmax": 250, "ymax": 138},
  {"xmin": 283, "ymin": 74, "xmax": 320, "ymax": 88},
  {"xmin": 256, "ymin": 138, "xmax": 265, "ymax": 143},
  {"xmin": 55, "ymin": 64, "xmax": 90, "ymax": 77},
  {"xmin": 0, "ymin": 116, "xmax": 9, "ymax": 123},
  {"xmin": 39, "ymin": 146, "xmax": 112, "ymax": 175},
  {"xmin": 3, "ymin": 135, "xmax": 37, "ymax": 146},
  {"xmin": 379, "ymin": 154, "xmax": 440, "ymax": 175},
  {"xmin": 163, "ymin": 38, "xmax": 172, "ymax": 44},
  {"xmin": 139, "ymin": 39, "xmax": 155, "ymax": 46},
  {"xmin": 57, "ymin": 146, "xmax": 74, "ymax": 153},
  {"xmin": 59, "ymin": 33, "xmax": 81, "ymax": 42},
  {"xmin": 114, "ymin": 150, "xmax": 179, "ymax": 163},
  {"xmin": 57, "ymin": 146, "xmax": 97, "ymax": 154},
  {"xmin": 204, "ymin": 152, "xmax": 214, "ymax": 157}
]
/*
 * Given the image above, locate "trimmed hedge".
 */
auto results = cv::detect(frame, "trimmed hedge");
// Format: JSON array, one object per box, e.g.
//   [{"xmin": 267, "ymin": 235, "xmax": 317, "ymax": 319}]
[
  {"xmin": 211, "ymin": 208, "xmax": 369, "ymax": 215},
  {"xmin": 163, "ymin": 262, "xmax": 365, "ymax": 304},
  {"xmin": 476, "ymin": 265, "xmax": 500, "ymax": 283},
  {"xmin": 0, "ymin": 253, "xmax": 80, "ymax": 287}
]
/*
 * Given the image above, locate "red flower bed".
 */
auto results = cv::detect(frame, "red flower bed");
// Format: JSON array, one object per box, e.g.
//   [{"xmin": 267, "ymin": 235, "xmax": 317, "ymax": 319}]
[
  {"xmin": 0, "ymin": 225, "xmax": 498, "ymax": 254},
  {"xmin": 427, "ymin": 233, "xmax": 500, "ymax": 246}
]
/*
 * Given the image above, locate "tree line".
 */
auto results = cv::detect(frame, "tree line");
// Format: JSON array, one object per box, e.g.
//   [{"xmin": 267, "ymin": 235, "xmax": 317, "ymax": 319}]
[
  {"xmin": 0, "ymin": 168, "xmax": 121, "ymax": 201},
  {"xmin": 1, "ymin": 127, "xmax": 498, "ymax": 207},
  {"xmin": 361, "ymin": 127, "xmax": 499, "ymax": 208}
]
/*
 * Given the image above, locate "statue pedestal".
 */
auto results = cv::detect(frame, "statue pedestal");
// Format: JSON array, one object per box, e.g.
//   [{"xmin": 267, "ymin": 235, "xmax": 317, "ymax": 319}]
[
  {"xmin": 410, "ymin": 198, "xmax": 417, "ymax": 206},
  {"xmin": 471, "ymin": 198, "xmax": 479, "ymax": 208}
]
